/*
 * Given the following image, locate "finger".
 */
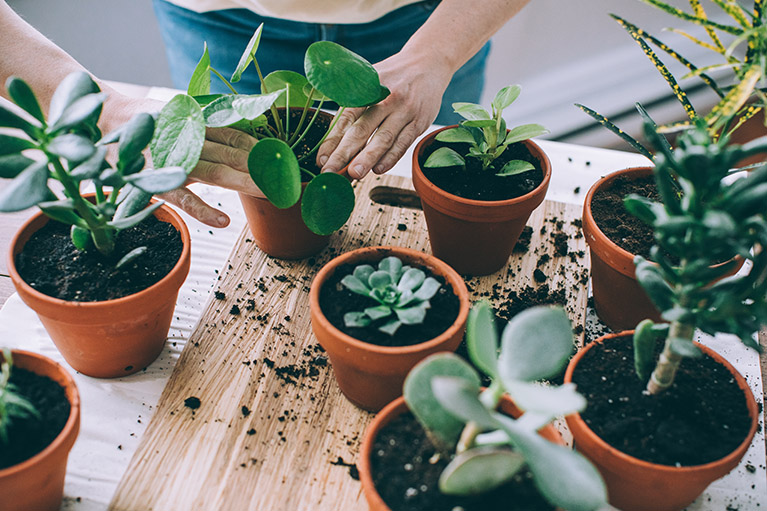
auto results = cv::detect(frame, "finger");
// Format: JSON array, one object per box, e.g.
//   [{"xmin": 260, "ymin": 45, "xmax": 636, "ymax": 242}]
[
  {"xmin": 316, "ymin": 108, "xmax": 365, "ymax": 169},
  {"xmin": 322, "ymin": 106, "xmax": 393, "ymax": 178},
  {"xmin": 160, "ymin": 187, "xmax": 230, "ymax": 228},
  {"xmin": 199, "ymin": 139, "xmax": 251, "ymax": 173},
  {"xmin": 349, "ymin": 112, "xmax": 415, "ymax": 178},
  {"xmin": 366, "ymin": 120, "xmax": 421, "ymax": 175},
  {"xmin": 189, "ymin": 160, "xmax": 264, "ymax": 198},
  {"xmin": 205, "ymin": 127, "xmax": 258, "ymax": 152}
]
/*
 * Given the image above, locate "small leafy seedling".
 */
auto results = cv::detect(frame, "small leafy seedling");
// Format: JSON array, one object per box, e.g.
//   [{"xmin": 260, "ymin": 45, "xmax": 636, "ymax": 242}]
[
  {"xmin": 0, "ymin": 72, "xmax": 195, "ymax": 257},
  {"xmin": 155, "ymin": 24, "xmax": 390, "ymax": 235},
  {"xmin": 402, "ymin": 302, "xmax": 607, "ymax": 511},
  {"xmin": 341, "ymin": 256, "xmax": 441, "ymax": 335},
  {"xmin": 0, "ymin": 349, "xmax": 39, "ymax": 444},
  {"xmin": 423, "ymin": 85, "xmax": 548, "ymax": 177}
]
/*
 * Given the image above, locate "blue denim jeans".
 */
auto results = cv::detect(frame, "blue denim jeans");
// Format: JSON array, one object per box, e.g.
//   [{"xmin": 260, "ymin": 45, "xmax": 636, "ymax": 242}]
[{"xmin": 152, "ymin": 0, "xmax": 490, "ymax": 125}]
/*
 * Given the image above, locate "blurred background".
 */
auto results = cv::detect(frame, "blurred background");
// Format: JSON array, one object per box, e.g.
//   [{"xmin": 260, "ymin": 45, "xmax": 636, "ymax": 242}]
[{"xmin": 7, "ymin": 0, "xmax": 744, "ymax": 150}]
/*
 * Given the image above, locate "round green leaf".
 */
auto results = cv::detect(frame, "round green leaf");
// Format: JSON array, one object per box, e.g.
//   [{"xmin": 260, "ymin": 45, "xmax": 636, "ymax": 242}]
[
  {"xmin": 118, "ymin": 113, "xmax": 155, "ymax": 163},
  {"xmin": 7, "ymin": 77, "xmax": 45, "ymax": 123},
  {"xmin": 304, "ymin": 41, "xmax": 389, "ymax": 107},
  {"xmin": 301, "ymin": 172, "xmax": 355, "ymax": 235},
  {"xmin": 424, "ymin": 147, "xmax": 465, "ymax": 168},
  {"xmin": 262, "ymin": 71, "xmax": 310, "ymax": 107},
  {"xmin": 151, "ymin": 94, "xmax": 205, "ymax": 173},
  {"xmin": 248, "ymin": 138, "xmax": 301, "ymax": 209},
  {"xmin": 203, "ymin": 95, "xmax": 244, "ymax": 127},
  {"xmin": 439, "ymin": 447, "xmax": 525, "ymax": 496},
  {"xmin": 232, "ymin": 90, "xmax": 284, "ymax": 120},
  {"xmin": 466, "ymin": 301, "xmax": 499, "ymax": 379}
]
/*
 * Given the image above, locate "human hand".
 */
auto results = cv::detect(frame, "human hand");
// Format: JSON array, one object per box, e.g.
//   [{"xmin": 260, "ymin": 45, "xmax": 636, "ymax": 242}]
[{"xmin": 316, "ymin": 50, "xmax": 453, "ymax": 179}]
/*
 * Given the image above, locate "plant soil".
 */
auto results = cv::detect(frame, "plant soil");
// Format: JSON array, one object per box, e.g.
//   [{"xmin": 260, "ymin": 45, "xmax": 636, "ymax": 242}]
[
  {"xmin": 0, "ymin": 368, "xmax": 70, "ymax": 469},
  {"xmin": 15, "ymin": 216, "xmax": 183, "ymax": 302},
  {"xmin": 318, "ymin": 263, "xmax": 460, "ymax": 347},
  {"xmin": 571, "ymin": 333, "xmax": 752, "ymax": 466},
  {"xmin": 419, "ymin": 140, "xmax": 544, "ymax": 201},
  {"xmin": 371, "ymin": 411, "xmax": 554, "ymax": 511},
  {"xmin": 590, "ymin": 174, "xmax": 658, "ymax": 259},
  {"xmin": 260, "ymin": 109, "xmax": 331, "ymax": 181}
]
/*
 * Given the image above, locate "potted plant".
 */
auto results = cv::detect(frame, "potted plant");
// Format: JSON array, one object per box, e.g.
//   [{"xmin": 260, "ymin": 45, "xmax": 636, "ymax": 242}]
[
  {"xmin": 565, "ymin": 119, "xmax": 766, "ymax": 511},
  {"xmin": 359, "ymin": 302, "xmax": 608, "ymax": 511},
  {"xmin": 411, "ymin": 85, "xmax": 551, "ymax": 276},
  {"xmin": 0, "ymin": 349, "xmax": 80, "ymax": 511},
  {"xmin": 309, "ymin": 246, "xmax": 470, "ymax": 411},
  {"xmin": 1, "ymin": 71, "xmax": 194, "ymax": 377},
  {"xmin": 158, "ymin": 24, "xmax": 389, "ymax": 259}
]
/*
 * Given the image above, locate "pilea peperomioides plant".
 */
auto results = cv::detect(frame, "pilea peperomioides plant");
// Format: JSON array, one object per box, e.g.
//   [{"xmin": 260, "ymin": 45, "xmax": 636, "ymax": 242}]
[
  {"xmin": 0, "ymin": 349, "xmax": 38, "ymax": 444},
  {"xmin": 341, "ymin": 256, "xmax": 441, "ymax": 335},
  {"xmin": 156, "ymin": 24, "xmax": 390, "ymax": 236},
  {"xmin": 402, "ymin": 302, "xmax": 608, "ymax": 510},
  {"xmin": 626, "ymin": 117, "xmax": 767, "ymax": 394},
  {"xmin": 423, "ymin": 85, "xmax": 548, "ymax": 177},
  {"xmin": 0, "ymin": 72, "xmax": 194, "ymax": 260}
]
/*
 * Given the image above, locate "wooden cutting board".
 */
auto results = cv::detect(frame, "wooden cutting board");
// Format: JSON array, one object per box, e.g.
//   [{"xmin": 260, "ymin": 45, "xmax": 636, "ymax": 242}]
[{"xmin": 109, "ymin": 174, "xmax": 589, "ymax": 511}]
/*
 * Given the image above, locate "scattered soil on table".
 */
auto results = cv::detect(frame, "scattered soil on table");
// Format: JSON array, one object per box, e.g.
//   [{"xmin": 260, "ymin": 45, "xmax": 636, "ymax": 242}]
[
  {"xmin": 420, "ymin": 139, "xmax": 544, "ymax": 201},
  {"xmin": 319, "ymin": 262, "xmax": 461, "ymax": 347},
  {"xmin": 15, "ymin": 216, "xmax": 183, "ymax": 302},
  {"xmin": 0, "ymin": 368, "xmax": 70, "ymax": 469},
  {"xmin": 371, "ymin": 411, "xmax": 554, "ymax": 511},
  {"xmin": 571, "ymin": 333, "xmax": 753, "ymax": 466}
]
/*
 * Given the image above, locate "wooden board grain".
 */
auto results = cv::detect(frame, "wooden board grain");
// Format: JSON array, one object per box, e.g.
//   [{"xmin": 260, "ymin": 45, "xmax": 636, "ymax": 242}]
[{"xmin": 109, "ymin": 175, "xmax": 589, "ymax": 511}]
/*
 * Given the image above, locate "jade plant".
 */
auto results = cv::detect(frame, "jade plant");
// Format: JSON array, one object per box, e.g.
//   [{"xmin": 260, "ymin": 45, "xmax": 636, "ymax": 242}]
[
  {"xmin": 401, "ymin": 302, "xmax": 607, "ymax": 510},
  {"xmin": 0, "ymin": 72, "xmax": 194, "ymax": 260},
  {"xmin": 0, "ymin": 350, "xmax": 38, "ymax": 444},
  {"xmin": 341, "ymin": 256, "xmax": 441, "ymax": 335},
  {"xmin": 156, "ymin": 24, "xmax": 389, "ymax": 235},
  {"xmin": 423, "ymin": 85, "xmax": 548, "ymax": 176},
  {"xmin": 626, "ymin": 117, "xmax": 767, "ymax": 394}
]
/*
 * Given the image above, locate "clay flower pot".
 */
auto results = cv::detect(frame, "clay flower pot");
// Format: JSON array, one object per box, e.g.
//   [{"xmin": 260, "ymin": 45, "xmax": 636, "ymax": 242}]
[
  {"xmin": 8, "ymin": 204, "xmax": 191, "ymax": 378},
  {"xmin": 564, "ymin": 332, "xmax": 759, "ymax": 511},
  {"xmin": 309, "ymin": 246, "xmax": 470, "ymax": 411},
  {"xmin": 0, "ymin": 350, "xmax": 80, "ymax": 511},
  {"xmin": 358, "ymin": 395, "xmax": 565, "ymax": 511},
  {"xmin": 411, "ymin": 126, "xmax": 551, "ymax": 276}
]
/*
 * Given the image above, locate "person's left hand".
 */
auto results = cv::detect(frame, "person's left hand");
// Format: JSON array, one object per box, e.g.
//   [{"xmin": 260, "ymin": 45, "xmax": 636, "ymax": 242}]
[{"xmin": 316, "ymin": 49, "xmax": 454, "ymax": 179}]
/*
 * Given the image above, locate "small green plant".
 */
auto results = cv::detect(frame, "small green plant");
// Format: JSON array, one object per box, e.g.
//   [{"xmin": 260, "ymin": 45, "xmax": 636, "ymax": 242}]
[
  {"xmin": 154, "ymin": 24, "xmax": 390, "ymax": 236},
  {"xmin": 626, "ymin": 117, "xmax": 767, "ymax": 394},
  {"xmin": 341, "ymin": 256, "xmax": 441, "ymax": 335},
  {"xmin": 423, "ymin": 85, "xmax": 548, "ymax": 176},
  {"xmin": 0, "ymin": 72, "xmax": 194, "ymax": 259},
  {"xmin": 0, "ymin": 350, "xmax": 39, "ymax": 444},
  {"xmin": 402, "ymin": 302, "xmax": 607, "ymax": 510}
]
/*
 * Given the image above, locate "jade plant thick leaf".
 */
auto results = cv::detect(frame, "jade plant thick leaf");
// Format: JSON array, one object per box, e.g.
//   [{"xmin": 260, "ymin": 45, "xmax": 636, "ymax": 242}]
[
  {"xmin": 341, "ymin": 256, "xmax": 441, "ymax": 335},
  {"xmin": 424, "ymin": 85, "xmax": 548, "ymax": 176},
  {"xmin": 0, "ymin": 349, "xmax": 39, "ymax": 443},
  {"xmin": 402, "ymin": 302, "xmax": 608, "ymax": 511},
  {"xmin": 154, "ymin": 23, "xmax": 390, "ymax": 236},
  {"xmin": 0, "ymin": 72, "xmax": 193, "ymax": 257}
]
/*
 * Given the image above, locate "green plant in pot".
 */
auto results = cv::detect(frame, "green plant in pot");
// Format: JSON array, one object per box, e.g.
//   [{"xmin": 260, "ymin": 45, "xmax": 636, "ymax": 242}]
[
  {"xmin": 157, "ymin": 24, "xmax": 389, "ymax": 257},
  {"xmin": 565, "ymin": 117, "xmax": 767, "ymax": 511},
  {"xmin": 359, "ymin": 302, "xmax": 608, "ymax": 511},
  {"xmin": 1, "ymin": 71, "xmax": 195, "ymax": 377}
]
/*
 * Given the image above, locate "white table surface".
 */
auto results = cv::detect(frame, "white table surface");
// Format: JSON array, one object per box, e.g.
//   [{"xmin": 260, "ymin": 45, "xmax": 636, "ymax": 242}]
[{"xmin": 1, "ymin": 87, "xmax": 764, "ymax": 511}]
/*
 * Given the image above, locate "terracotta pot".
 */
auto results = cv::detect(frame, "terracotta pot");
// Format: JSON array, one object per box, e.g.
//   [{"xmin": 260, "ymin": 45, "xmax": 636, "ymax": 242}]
[
  {"xmin": 0, "ymin": 350, "xmax": 80, "ymax": 511},
  {"xmin": 359, "ymin": 394, "xmax": 565, "ymax": 511},
  {"xmin": 309, "ymin": 246, "xmax": 470, "ymax": 411},
  {"xmin": 239, "ymin": 108, "xmax": 350, "ymax": 260},
  {"xmin": 583, "ymin": 167, "xmax": 743, "ymax": 331},
  {"xmin": 8, "ymin": 204, "xmax": 191, "ymax": 378},
  {"xmin": 564, "ymin": 332, "xmax": 759, "ymax": 511},
  {"xmin": 412, "ymin": 126, "xmax": 551, "ymax": 276}
]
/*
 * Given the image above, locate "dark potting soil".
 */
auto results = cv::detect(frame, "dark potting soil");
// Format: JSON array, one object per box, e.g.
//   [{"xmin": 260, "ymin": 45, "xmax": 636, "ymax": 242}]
[
  {"xmin": 571, "ymin": 333, "xmax": 753, "ymax": 466},
  {"xmin": 419, "ymin": 140, "xmax": 544, "ymax": 201},
  {"xmin": 0, "ymin": 368, "xmax": 70, "ymax": 470},
  {"xmin": 258, "ymin": 109, "xmax": 331, "ymax": 181},
  {"xmin": 590, "ymin": 174, "xmax": 658, "ymax": 259},
  {"xmin": 371, "ymin": 411, "xmax": 554, "ymax": 511},
  {"xmin": 15, "ymin": 216, "xmax": 183, "ymax": 302},
  {"xmin": 318, "ymin": 262, "xmax": 461, "ymax": 347}
]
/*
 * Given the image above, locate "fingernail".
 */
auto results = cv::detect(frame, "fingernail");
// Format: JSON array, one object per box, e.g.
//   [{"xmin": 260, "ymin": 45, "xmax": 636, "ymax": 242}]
[
  {"xmin": 353, "ymin": 164, "xmax": 365, "ymax": 177},
  {"xmin": 374, "ymin": 164, "xmax": 385, "ymax": 174},
  {"xmin": 319, "ymin": 155, "xmax": 328, "ymax": 165},
  {"xmin": 322, "ymin": 166, "xmax": 335, "ymax": 174},
  {"xmin": 217, "ymin": 215, "xmax": 229, "ymax": 227}
]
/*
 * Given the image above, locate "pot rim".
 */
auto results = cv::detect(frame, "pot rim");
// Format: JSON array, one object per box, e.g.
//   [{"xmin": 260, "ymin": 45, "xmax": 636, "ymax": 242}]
[
  {"xmin": 0, "ymin": 349, "xmax": 80, "ymax": 478},
  {"xmin": 412, "ymin": 125, "xmax": 552, "ymax": 209},
  {"xmin": 7, "ymin": 200, "xmax": 191, "ymax": 309},
  {"xmin": 564, "ymin": 330, "xmax": 759, "ymax": 474},
  {"xmin": 308, "ymin": 246, "xmax": 470, "ymax": 356}
]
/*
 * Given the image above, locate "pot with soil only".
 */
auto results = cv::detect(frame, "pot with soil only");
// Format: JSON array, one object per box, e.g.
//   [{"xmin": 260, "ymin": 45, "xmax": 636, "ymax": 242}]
[
  {"xmin": 309, "ymin": 246, "xmax": 470, "ymax": 411},
  {"xmin": 564, "ymin": 332, "xmax": 758, "ymax": 511},
  {"xmin": 0, "ymin": 350, "xmax": 80, "ymax": 511}
]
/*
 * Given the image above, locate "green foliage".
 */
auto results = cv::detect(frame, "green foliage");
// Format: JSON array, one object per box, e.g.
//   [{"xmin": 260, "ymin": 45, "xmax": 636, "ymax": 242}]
[
  {"xmin": 424, "ymin": 85, "xmax": 548, "ymax": 176},
  {"xmin": 0, "ymin": 73, "xmax": 189, "ymax": 257},
  {"xmin": 0, "ymin": 350, "xmax": 40, "ymax": 444},
  {"xmin": 402, "ymin": 302, "xmax": 607, "ymax": 510},
  {"xmin": 157, "ymin": 24, "xmax": 390, "ymax": 236},
  {"xmin": 341, "ymin": 256, "xmax": 441, "ymax": 335}
]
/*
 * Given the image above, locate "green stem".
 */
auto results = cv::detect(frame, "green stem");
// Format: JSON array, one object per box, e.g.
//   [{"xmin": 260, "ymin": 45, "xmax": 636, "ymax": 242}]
[
  {"xmin": 287, "ymin": 92, "xmax": 315, "ymax": 146},
  {"xmin": 456, "ymin": 380, "xmax": 504, "ymax": 453},
  {"xmin": 210, "ymin": 67, "xmax": 238, "ymax": 95},
  {"xmin": 296, "ymin": 103, "xmax": 338, "ymax": 165},
  {"xmin": 291, "ymin": 103, "xmax": 324, "ymax": 152},
  {"xmin": 253, "ymin": 58, "xmax": 285, "ymax": 139}
]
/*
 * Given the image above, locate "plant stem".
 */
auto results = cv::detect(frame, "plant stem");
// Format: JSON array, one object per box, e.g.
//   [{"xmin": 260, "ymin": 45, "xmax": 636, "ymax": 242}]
[
  {"xmin": 287, "ymin": 92, "xmax": 315, "ymax": 146},
  {"xmin": 253, "ymin": 58, "xmax": 285, "ymax": 139},
  {"xmin": 210, "ymin": 68, "xmax": 238, "ymax": 95},
  {"xmin": 291, "ymin": 103, "xmax": 324, "ymax": 152},
  {"xmin": 296, "ymin": 103, "xmax": 337, "ymax": 165},
  {"xmin": 456, "ymin": 381, "xmax": 504, "ymax": 453},
  {"xmin": 646, "ymin": 320, "xmax": 694, "ymax": 394}
]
